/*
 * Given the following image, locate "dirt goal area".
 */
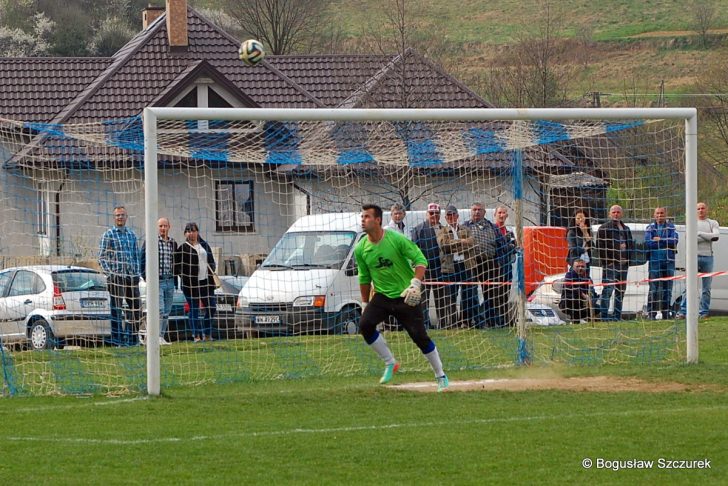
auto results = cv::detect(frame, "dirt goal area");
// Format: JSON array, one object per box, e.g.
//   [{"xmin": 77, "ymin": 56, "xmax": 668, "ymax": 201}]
[{"xmin": 391, "ymin": 376, "xmax": 714, "ymax": 393}]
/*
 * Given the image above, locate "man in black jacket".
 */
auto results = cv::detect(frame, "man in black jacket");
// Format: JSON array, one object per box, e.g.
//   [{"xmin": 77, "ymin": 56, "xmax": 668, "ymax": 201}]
[
  {"xmin": 596, "ymin": 205, "xmax": 634, "ymax": 320},
  {"xmin": 411, "ymin": 203, "xmax": 447, "ymax": 328}
]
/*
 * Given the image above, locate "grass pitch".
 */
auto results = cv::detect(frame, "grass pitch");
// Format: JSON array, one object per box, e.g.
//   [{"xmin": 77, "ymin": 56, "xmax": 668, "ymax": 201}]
[{"xmin": 1, "ymin": 319, "xmax": 727, "ymax": 485}]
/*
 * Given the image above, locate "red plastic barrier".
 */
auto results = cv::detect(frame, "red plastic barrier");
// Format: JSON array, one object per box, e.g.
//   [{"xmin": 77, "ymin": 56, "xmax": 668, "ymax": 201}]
[{"xmin": 522, "ymin": 226, "xmax": 568, "ymax": 296}]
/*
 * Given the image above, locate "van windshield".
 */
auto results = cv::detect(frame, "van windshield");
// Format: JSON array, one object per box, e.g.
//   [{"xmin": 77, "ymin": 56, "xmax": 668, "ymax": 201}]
[{"xmin": 262, "ymin": 231, "xmax": 356, "ymax": 269}]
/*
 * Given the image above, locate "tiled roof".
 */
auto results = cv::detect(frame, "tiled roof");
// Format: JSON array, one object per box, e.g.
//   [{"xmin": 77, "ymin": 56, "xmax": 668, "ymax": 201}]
[
  {"xmin": 0, "ymin": 7, "xmax": 490, "ymax": 124},
  {"xmin": 0, "ymin": 58, "xmax": 112, "ymax": 122}
]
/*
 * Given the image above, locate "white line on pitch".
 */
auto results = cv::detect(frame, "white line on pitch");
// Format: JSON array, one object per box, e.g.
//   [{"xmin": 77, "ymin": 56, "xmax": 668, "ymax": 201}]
[{"xmin": 6, "ymin": 404, "xmax": 728, "ymax": 445}]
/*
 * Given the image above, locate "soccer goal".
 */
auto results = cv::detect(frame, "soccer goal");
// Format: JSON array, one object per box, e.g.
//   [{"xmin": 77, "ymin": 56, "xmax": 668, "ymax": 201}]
[{"xmin": 0, "ymin": 107, "xmax": 699, "ymax": 397}]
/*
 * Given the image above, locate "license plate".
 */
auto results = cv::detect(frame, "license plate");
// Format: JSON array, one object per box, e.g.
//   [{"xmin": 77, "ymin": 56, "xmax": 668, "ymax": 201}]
[
  {"xmin": 255, "ymin": 315, "xmax": 280, "ymax": 324},
  {"xmin": 81, "ymin": 299, "xmax": 106, "ymax": 309},
  {"xmin": 217, "ymin": 303, "xmax": 232, "ymax": 312}
]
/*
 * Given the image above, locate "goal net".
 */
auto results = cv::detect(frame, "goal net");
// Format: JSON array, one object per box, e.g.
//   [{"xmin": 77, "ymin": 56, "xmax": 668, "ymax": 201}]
[{"xmin": 0, "ymin": 108, "xmax": 697, "ymax": 396}]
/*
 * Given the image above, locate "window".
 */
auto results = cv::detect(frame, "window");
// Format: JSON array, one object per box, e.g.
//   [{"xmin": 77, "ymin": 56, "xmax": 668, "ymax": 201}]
[
  {"xmin": 37, "ymin": 189, "xmax": 49, "ymax": 235},
  {"xmin": 8, "ymin": 271, "xmax": 46, "ymax": 297},
  {"xmin": 215, "ymin": 180, "xmax": 254, "ymax": 233},
  {"xmin": 0, "ymin": 271, "xmax": 13, "ymax": 297}
]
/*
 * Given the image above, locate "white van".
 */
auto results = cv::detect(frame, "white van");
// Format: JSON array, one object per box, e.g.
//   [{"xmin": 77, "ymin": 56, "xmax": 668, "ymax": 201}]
[
  {"xmin": 235, "ymin": 210, "xmax": 454, "ymax": 336},
  {"xmin": 529, "ymin": 223, "xmax": 728, "ymax": 318}
]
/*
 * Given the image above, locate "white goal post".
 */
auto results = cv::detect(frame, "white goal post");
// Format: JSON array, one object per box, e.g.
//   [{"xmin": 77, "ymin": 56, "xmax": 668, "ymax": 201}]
[{"xmin": 142, "ymin": 107, "xmax": 698, "ymax": 396}]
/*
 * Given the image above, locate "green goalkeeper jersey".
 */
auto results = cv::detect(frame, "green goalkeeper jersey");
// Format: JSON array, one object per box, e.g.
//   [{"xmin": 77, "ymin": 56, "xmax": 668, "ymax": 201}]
[{"xmin": 355, "ymin": 228, "xmax": 428, "ymax": 298}]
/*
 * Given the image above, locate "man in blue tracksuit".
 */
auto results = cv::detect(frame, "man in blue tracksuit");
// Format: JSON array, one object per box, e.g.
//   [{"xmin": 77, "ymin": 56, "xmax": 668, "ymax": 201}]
[{"xmin": 645, "ymin": 207, "xmax": 678, "ymax": 319}]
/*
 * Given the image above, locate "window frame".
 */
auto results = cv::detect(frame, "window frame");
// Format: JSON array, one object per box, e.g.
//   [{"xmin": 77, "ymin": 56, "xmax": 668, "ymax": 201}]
[{"xmin": 214, "ymin": 180, "xmax": 255, "ymax": 233}]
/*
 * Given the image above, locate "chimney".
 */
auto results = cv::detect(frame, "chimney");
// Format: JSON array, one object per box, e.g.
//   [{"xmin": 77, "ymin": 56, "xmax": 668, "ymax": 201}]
[
  {"xmin": 166, "ymin": 0, "xmax": 189, "ymax": 50},
  {"xmin": 142, "ymin": 5, "xmax": 165, "ymax": 29}
]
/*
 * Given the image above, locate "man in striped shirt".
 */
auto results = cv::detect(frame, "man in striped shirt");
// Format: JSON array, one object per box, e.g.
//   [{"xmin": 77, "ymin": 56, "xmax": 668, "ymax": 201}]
[{"xmin": 99, "ymin": 206, "xmax": 141, "ymax": 346}]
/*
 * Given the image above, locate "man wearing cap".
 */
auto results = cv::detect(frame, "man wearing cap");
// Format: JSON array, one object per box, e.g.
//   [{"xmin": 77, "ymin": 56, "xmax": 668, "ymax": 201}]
[
  {"xmin": 411, "ymin": 203, "xmax": 448, "ymax": 328},
  {"xmin": 437, "ymin": 206, "xmax": 478, "ymax": 328},
  {"xmin": 463, "ymin": 202, "xmax": 508, "ymax": 328}
]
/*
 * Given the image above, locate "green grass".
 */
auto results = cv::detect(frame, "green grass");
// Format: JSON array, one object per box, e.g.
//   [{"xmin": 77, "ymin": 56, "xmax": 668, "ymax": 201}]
[
  {"xmin": 1, "ymin": 319, "xmax": 727, "ymax": 484},
  {"xmin": 324, "ymin": 0, "xmax": 728, "ymax": 45},
  {"xmin": 3, "ymin": 320, "xmax": 684, "ymax": 396}
]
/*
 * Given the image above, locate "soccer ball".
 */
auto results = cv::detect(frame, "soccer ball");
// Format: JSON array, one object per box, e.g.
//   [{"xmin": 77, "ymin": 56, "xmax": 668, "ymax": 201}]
[{"xmin": 239, "ymin": 39, "xmax": 265, "ymax": 66}]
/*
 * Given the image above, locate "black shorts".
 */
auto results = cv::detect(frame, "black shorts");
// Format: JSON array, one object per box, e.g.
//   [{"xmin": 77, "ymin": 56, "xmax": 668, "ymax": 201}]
[{"xmin": 360, "ymin": 293, "xmax": 431, "ymax": 351}]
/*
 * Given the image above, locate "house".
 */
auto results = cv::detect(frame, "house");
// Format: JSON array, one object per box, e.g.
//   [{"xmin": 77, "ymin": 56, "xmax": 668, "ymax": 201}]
[{"xmin": 0, "ymin": 0, "xmax": 590, "ymax": 268}]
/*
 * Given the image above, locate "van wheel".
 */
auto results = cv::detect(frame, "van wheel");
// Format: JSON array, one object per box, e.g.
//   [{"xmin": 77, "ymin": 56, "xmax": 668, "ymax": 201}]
[
  {"xmin": 29, "ymin": 319, "xmax": 54, "ymax": 350},
  {"xmin": 337, "ymin": 307, "xmax": 361, "ymax": 335}
]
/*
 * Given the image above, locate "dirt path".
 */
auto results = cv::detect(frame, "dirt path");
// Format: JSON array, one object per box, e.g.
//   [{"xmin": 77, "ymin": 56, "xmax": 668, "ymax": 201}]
[
  {"xmin": 629, "ymin": 29, "xmax": 728, "ymax": 38},
  {"xmin": 392, "ymin": 376, "xmax": 716, "ymax": 393}
]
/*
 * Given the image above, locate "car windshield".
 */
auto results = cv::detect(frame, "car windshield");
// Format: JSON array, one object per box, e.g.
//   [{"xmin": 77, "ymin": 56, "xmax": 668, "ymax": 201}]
[
  {"xmin": 262, "ymin": 231, "xmax": 356, "ymax": 269},
  {"xmin": 53, "ymin": 270, "xmax": 107, "ymax": 292}
]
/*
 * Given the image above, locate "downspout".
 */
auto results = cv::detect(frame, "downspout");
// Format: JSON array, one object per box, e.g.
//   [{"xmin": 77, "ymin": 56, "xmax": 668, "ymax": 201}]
[{"xmin": 55, "ymin": 181, "xmax": 64, "ymax": 257}]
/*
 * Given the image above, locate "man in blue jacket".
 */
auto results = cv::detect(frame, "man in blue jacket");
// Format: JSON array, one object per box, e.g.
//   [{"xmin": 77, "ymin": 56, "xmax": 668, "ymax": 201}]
[{"xmin": 645, "ymin": 207, "xmax": 678, "ymax": 319}]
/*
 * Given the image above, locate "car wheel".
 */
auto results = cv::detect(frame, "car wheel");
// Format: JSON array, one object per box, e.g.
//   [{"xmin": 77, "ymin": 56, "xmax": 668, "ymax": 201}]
[
  {"xmin": 29, "ymin": 319, "xmax": 54, "ymax": 350},
  {"xmin": 336, "ymin": 307, "xmax": 361, "ymax": 335}
]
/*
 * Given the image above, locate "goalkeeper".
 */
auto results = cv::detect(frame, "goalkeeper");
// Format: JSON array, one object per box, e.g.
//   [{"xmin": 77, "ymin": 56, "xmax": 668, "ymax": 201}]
[{"xmin": 355, "ymin": 204, "xmax": 449, "ymax": 392}]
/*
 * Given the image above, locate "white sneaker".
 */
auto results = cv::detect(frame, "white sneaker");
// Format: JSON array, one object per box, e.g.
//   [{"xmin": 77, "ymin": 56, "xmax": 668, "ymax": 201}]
[{"xmin": 159, "ymin": 337, "xmax": 171, "ymax": 345}]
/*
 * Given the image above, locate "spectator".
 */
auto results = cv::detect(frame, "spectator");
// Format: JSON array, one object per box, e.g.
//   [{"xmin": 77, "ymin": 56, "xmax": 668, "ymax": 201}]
[
  {"xmin": 644, "ymin": 207, "xmax": 678, "ymax": 319},
  {"xmin": 597, "ymin": 205, "xmax": 634, "ymax": 321},
  {"xmin": 559, "ymin": 258, "xmax": 597, "ymax": 322},
  {"xmin": 98, "ymin": 206, "xmax": 141, "ymax": 346},
  {"xmin": 678, "ymin": 202, "xmax": 720, "ymax": 318},
  {"xmin": 140, "ymin": 217, "xmax": 178, "ymax": 345},
  {"xmin": 411, "ymin": 203, "xmax": 448, "ymax": 328},
  {"xmin": 463, "ymin": 202, "xmax": 508, "ymax": 328},
  {"xmin": 437, "ymin": 206, "xmax": 478, "ymax": 328},
  {"xmin": 174, "ymin": 222, "xmax": 217, "ymax": 342},
  {"xmin": 386, "ymin": 203, "xmax": 408, "ymax": 237},
  {"xmin": 494, "ymin": 206, "xmax": 517, "ymax": 326},
  {"xmin": 567, "ymin": 209, "xmax": 593, "ymax": 269}
]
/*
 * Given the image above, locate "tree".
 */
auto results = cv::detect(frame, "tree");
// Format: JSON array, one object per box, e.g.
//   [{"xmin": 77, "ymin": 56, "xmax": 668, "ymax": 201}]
[
  {"xmin": 219, "ymin": 0, "xmax": 331, "ymax": 55},
  {"xmin": 691, "ymin": 1, "xmax": 715, "ymax": 49},
  {"xmin": 471, "ymin": 1, "xmax": 577, "ymax": 108},
  {"xmin": 0, "ymin": 13, "xmax": 54, "ymax": 57},
  {"xmin": 90, "ymin": 16, "xmax": 136, "ymax": 56},
  {"xmin": 0, "ymin": 0, "xmax": 152, "ymax": 57}
]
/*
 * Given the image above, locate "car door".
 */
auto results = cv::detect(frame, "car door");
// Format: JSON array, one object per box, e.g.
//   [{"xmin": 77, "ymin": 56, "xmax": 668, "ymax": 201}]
[
  {"xmin": 3, "ymin": 270, "xmax": 45, "ymax": 340},
  {"xmin": 0, "ymin": 270, "xmax": 16, "ymax": 340}
]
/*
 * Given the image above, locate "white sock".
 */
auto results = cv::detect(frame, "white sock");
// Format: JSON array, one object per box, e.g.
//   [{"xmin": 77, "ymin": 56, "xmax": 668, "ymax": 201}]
[
  {"xmin": 424, "ymin": 347, "xmax": 444, "ymax": 377},
  {"xmin": 369, "ymin": 334, "xmax": 396, "ymax": 365}
]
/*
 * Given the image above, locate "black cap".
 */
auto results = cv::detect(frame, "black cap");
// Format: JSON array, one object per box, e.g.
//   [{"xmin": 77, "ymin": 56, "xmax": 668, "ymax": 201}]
[{"xmin": 445, "ymin": 205, "xmax": 458, "ymax": 215}]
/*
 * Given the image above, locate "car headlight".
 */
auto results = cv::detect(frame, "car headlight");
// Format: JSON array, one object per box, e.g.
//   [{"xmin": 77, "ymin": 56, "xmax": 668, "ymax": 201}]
[{"xmin": 292, "ymin": 295, "xmax": 325, "ymax": 307}]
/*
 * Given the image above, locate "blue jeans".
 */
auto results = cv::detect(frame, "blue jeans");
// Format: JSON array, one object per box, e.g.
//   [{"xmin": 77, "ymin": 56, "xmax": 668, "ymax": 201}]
[
  {"xmin": 599, "ymin": 264, "xmax": 628, "ymax": 320},
  {"xmin": 443, "ymin": 262, "xmax": 479, "ymax": 328},
  {"xmin": 648, "ymin": 260, "xmax": 675, "ymax": 316},
  {"xmin": 182, "ymin": 280, "xmax": 216, "ymax": 339},
  {"xmin": 159, "ymin": 277, "xmax": 175, "ymax": 338},
  {"xmin": 680, "ymin": 255, "xmax": 713, "ymax": 316}
]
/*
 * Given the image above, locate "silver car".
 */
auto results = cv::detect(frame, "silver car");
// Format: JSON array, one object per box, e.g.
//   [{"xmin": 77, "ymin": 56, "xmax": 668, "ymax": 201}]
[{"xmin": 0, "ymin": 265, "xmax": 110, "ymax": 350}]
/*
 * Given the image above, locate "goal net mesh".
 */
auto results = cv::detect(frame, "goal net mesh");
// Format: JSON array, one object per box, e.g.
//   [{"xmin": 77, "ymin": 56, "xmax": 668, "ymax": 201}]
[{"xmin": 0, "ymin": 113, "xmax": 687, "ymax": 396}]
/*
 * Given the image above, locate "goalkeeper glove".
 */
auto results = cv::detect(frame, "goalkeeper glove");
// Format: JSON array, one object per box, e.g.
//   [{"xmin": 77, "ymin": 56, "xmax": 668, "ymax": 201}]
[{"xmin": 400, "ymin": 278, "xmax": 422, "ymax": 306}]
